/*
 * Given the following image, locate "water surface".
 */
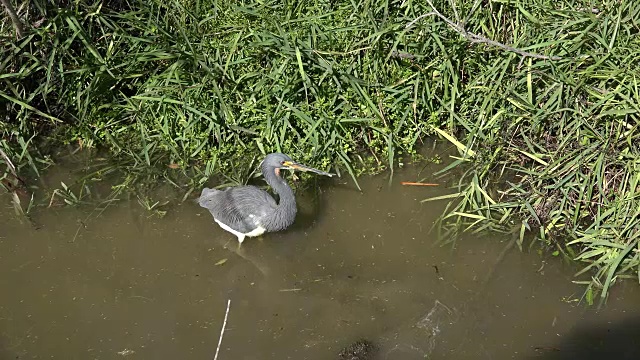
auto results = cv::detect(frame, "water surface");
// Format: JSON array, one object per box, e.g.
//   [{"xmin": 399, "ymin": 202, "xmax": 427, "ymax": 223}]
[{"xmin": 1, "ymin": 160, "xmax": 640, "ymax": 359}]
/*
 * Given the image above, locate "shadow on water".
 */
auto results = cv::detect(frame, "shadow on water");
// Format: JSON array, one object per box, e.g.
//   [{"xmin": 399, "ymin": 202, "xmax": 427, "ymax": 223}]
[
  {"xmin": 528, "ymin": 316, "xmax": 640, "ymax": 360},
  {"xmin": 0, "ymin": 337, "xmax": 10, "ymax": 360},
  {"xmin": 2, "ymin": 152, "xmax": 640, "ymax": 360}
]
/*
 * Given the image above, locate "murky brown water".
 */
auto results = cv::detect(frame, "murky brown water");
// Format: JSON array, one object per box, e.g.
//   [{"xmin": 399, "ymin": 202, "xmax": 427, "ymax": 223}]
[{"xmin": 2, "ymin": 159, "xmax": 640, "ymax": 360}]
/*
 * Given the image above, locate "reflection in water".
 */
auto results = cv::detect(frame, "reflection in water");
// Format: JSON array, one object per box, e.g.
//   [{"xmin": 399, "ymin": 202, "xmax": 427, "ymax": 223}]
[{"xmin": 1, "ymin": 159, "xmax": 640, "ymax": 360}]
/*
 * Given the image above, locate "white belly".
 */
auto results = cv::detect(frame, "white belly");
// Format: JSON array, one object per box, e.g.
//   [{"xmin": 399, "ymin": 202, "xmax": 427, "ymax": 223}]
[
  {"xmin": 214, "ymin": 219, "xmax": 266, "ymax": 238},
  {"xmin": 245, "ymin": 226, "xmax": 267, "ymax": 237}
]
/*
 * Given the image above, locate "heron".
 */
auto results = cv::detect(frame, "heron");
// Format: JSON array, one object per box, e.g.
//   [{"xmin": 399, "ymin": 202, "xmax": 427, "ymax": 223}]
[{"xmin": 198, "ymin": 153, "xmax": 334, "ymax": 244}]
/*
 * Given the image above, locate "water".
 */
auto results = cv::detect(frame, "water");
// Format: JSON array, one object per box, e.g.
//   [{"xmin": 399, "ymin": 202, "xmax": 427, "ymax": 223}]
[{"xmin": 2, "ymin": 159, "xmax": 640, "ymax": 360}]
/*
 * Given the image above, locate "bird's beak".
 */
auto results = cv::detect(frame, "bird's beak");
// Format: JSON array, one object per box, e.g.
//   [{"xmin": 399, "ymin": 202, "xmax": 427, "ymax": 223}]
[{"xmin": 282, "ymin": 161, "xmax": 334, "ymax": 177}]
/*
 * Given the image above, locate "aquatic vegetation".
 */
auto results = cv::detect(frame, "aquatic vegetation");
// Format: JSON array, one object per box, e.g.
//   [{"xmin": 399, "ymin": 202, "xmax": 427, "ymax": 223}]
[{"xmin": 1, "ymin": 0, "xmax": 639, "ymax": 300}]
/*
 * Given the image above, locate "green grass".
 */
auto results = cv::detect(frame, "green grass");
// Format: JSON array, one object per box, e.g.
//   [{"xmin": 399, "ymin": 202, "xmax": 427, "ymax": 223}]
[
  {"xmin": 418, "ymin": 0, "xmax": 640, "ymax": 304},
  {"xmin": 1, "ymin": 0, "xmax": 639, "ymax": 302},
  {"xmin": 2, "ymin": 0, "xmax": 436, "ymax": 194}
]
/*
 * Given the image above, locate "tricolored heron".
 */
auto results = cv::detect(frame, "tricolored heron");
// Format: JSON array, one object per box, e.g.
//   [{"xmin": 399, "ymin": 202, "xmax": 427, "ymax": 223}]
[{"xmin": 199, "ymin": 153, "xmax": 334, "ymax": 243}]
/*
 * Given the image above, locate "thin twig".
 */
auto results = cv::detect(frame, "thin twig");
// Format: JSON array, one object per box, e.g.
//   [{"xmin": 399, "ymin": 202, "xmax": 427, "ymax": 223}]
[
  {"xmin": 1, "ymin": 0, "xmax": 25, "ymax": 38},
  {"xmin": 213, "ymin": 299, "xmax": 231, "ymax": 360},
  {"xmin": 406, "ymin": 0, "xmax": 561, "ymax": 61},
  {"xmin": 405, "ymin": 12, "xmax": 437, "ymax": 28},
  {"xmin": 401, "ymin": 181, "xmax": 439, "ymax": 186}
]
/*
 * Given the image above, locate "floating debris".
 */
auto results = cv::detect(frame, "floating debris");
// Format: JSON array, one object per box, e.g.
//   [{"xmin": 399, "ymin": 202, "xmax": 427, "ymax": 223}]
[
  {"xmin": 117, "ymin": 348, "xmax": 135, "ymax": 356},
  {"xmin": 338, "ymin": 339, "xmax": 377, "ymax": 360},
  {"xmin": 400, "ymin": 181, "xmax": 439, "ymax": 186}
]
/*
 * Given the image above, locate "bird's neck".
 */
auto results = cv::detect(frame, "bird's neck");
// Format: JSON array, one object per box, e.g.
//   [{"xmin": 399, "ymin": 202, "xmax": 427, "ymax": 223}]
[
  {"xmin": 263, "ymin": 166, "xmax": 297, "ymax": 230},
  {"xmin": 271, "ymin": 175, "xmax": 296, "ymax": 211}
]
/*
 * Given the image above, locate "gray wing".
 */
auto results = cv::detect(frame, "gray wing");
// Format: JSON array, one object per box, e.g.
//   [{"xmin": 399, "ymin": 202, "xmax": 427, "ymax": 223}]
[{"xmin": 198, "ymin": 186, "xmax": 277, "ymax": 234}]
